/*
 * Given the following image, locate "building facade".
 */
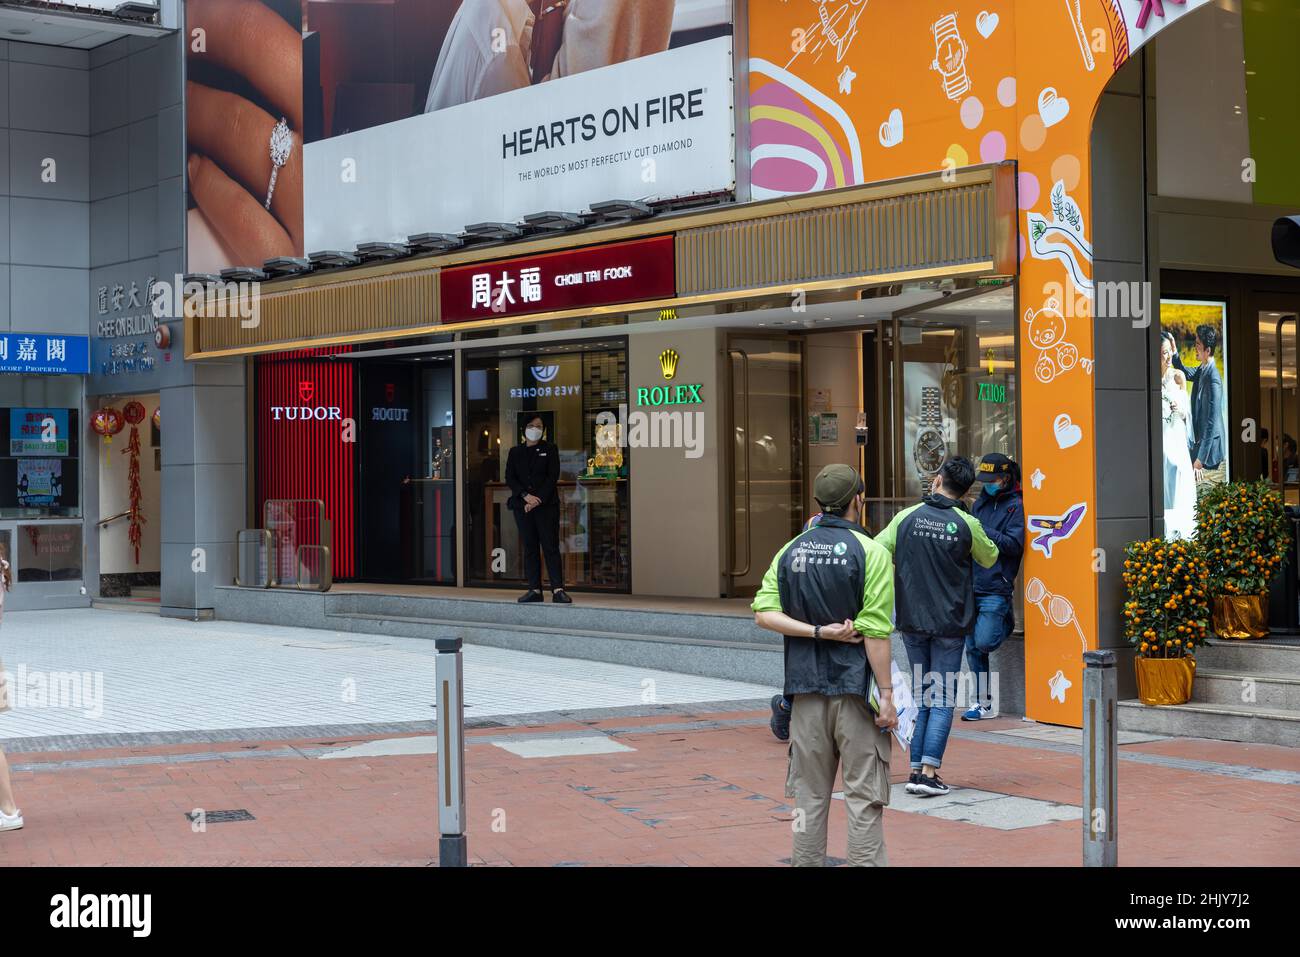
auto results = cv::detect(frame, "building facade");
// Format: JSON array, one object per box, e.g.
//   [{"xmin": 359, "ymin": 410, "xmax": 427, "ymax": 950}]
[{"xmin": 147, "ymin": 0, "xmax": 1298, "ymax": 726}]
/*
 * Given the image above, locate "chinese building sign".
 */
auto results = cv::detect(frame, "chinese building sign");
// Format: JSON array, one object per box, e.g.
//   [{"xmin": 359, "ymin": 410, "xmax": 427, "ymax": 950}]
[
  {"xmin": 0, "ymin": 334, "xmax": 89, "ymax": 375},
  {"xmin": 440, "ymin": 236, "xmax": 676, "ymax": 324},
  {"xmin": 94, "ymin": 275, "xmax": 171, "ymax": 380}
]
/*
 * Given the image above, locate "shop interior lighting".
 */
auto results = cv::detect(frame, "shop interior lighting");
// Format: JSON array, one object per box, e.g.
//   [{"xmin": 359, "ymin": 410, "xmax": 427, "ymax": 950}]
[
  {"xmin": 589, "ymin": 199, "xmax": 653, "ymax": 221},
  {"xmin": 308, "ymin": 250, "xmax": 360, "ymax": 268},
  {"xmin": 220, "ymin": 266, "xmax": 268, "ymax": 282},
  {"xmin": 356, "ymin": 241, "xmax": 412, "ymax": 261},
  {"xmin": 263, "ymin": 257, "xmax": 312, "ymax": 277},
  {"xmin": 408, "ymin": 233, "xmax": 465, "ymax": 253},
  {"xmin": 523, "ymin": 211, "xmax": 584, "ymax": 232},
  {"xmin": 465, "ymin": 222, "xmax": 524, "ymax": 241}
]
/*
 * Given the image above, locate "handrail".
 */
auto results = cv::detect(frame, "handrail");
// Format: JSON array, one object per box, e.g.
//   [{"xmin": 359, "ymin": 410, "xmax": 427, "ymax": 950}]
[
  {"xmin": 95, "ymin": 509, "xmax": 132, "ymax": 529},
  {"xmin": 728, "ymin": 348, "xmax": 752, "ymax": 579}
]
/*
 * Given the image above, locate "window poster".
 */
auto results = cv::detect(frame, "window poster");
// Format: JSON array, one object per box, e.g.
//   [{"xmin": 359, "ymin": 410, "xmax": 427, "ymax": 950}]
[{"xmin": 1159, "ymin": 300, "xmax": 1229, "ymax": 540}]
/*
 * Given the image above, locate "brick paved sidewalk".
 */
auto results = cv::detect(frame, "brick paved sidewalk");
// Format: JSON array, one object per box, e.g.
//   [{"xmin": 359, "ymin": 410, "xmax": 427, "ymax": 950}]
[{"xmin": 1, "ymin": 708, "xmax": 1296, "ymax": 866}]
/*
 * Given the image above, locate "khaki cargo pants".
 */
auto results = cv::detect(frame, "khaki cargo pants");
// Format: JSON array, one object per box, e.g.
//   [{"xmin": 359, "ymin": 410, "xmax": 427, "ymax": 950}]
[{"xmin": 786, "ymin": 692, "xmax": 891, "ymax": 867}]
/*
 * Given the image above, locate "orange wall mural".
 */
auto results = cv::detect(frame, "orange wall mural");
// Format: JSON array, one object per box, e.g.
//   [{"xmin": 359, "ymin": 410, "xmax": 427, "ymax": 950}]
[{"xmin": 748, "ymin": 0, "xmax": 1216, "ymax": 725}]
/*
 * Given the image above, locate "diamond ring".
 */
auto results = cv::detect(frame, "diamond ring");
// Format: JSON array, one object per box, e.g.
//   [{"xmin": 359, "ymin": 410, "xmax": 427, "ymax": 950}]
[{"xmin": 265, "ymin": 117, "xmax": 292, "ymax": 210}]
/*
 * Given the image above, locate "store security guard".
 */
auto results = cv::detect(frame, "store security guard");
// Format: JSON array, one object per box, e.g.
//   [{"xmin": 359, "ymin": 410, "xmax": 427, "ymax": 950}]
[
  {"xmin": 505, "ymin": 414, "xmax": 571, "ymax": 604},
  {"xmin": 752, "ymin": 464, "xmax": 898, "ymax": 867}
]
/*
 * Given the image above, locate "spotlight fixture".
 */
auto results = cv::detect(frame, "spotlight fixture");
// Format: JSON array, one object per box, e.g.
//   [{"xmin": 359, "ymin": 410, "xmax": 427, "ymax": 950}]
[
  {"xmin": 263, "ymin": 256, "xmax": 312, "ymax": 277},
  {"xmin": 464, "ymin": 222, "xmax": 524, "ymax": 241},
  {"xmin": 220, "ymin": 266, "xmax": 268, "ymax": 282},
  {"xmin": 113, "ymin": 0, "xmax": 160, "ymax": 19},
  {"xmin": 589, "ymin": 199, "xmax": 653, "ymax": 221},
  {"xmin": 356, "ymin": 241, "xmax": 411, "ymax": 261},
  {"xmin": 408, "ymin": 233, "xmax": 465, "ymax": 253},
  {"xmin": 308, "ymin": 250, "xmax": 360, "ymax": 268},
  {"xmin": 523, "ymin": 211, "xmax": 584, "ymax": 232},
  {"xmin": 181, "ymin": 273, "xmax": 222, "ymax": 287}
]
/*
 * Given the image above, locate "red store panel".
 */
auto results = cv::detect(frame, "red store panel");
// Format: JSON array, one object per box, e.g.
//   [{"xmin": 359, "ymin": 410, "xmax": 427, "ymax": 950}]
[{"xmin": 255, "ymin": 348, "xmax": 356, "ymax": 579}]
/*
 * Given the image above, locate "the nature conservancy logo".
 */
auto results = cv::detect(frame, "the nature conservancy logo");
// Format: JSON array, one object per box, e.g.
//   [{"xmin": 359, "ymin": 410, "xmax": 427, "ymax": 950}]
[
  {"xmin": 833, "ymin": 541, "xmax": 848, "ymax": 556},
  {"xmin": 658, "ymin": 348, "xmax": 679, "ymax": 380},
  {"xmin": 946, "ymin": 521, "xmax": 958, "ymax": 535}
]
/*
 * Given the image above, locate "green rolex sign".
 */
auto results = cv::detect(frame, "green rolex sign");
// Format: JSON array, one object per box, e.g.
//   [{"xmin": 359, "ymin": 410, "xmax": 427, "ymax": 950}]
[
  {"xmin": 977, "ymin": 381, "xmax": 1006, "ymax": 404},
  {"xmin": 636, "ymin": 383, "xmax": 704, "ymax": 407}
]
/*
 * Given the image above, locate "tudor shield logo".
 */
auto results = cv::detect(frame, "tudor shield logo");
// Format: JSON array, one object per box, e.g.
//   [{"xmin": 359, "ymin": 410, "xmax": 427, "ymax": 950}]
[{"xmin": 298, "ymin": 380, "xmax": 315, "ymax": 403}]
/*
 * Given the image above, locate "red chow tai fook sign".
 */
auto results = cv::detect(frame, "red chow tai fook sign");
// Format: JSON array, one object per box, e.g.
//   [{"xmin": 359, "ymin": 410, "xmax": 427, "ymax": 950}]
[{"xmin": 440, "ymin": 236, "xmax": 676, "ymax": 324}]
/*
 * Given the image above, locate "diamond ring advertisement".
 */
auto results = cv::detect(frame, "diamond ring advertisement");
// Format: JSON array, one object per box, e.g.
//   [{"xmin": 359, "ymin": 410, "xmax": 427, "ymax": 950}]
[{"xmin": 266, "ymin": 117, "xmax": 292, "ymax": 210}]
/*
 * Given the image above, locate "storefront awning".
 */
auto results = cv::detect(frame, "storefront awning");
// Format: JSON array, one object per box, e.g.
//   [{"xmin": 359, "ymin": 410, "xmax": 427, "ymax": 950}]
[{"xmin": 185, "ymin": 163, "xmax": 1018, "ymax": 360}]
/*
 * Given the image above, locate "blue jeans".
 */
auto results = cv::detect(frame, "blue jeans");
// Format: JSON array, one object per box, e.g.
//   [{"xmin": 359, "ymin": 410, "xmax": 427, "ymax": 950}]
[
  {"xmin": 964, "ymin": 594, "xmax": 1015, "ymax": 707},
  {"xmin": 901, "ymin": 633, "xmax": 965, "ymax": 770}
]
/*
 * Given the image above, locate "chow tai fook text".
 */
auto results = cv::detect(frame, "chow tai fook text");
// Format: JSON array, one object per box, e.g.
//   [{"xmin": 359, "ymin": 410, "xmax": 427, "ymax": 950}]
[{"xmin": 440, "ymin": 236, "xmax": 676, "ymax": 324}]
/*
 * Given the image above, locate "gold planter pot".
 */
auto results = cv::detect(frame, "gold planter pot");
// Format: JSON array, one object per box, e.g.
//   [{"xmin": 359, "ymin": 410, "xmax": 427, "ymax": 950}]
[
  {"xmin": 1212, "ymin": 594, "xmax": 1270, "ymax": 640},
  {"xmin": 1135, "ymin": 656, "xmax": 1196, "ymax": 706}
]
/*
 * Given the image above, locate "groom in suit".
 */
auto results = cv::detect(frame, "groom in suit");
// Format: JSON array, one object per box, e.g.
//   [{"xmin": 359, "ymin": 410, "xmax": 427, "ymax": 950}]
[{"xmin": 1172, "ymin": 323, "xmax": 1227, "ymax": 488}]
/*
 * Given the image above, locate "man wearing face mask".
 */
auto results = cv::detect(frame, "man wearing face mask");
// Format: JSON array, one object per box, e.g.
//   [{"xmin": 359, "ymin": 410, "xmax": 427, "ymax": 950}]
[
  {"xmin": 875, "ymin": 456, "xmax": 998, "ymax": 796},
  {"xmin": 505, "ymin": 414, "xmax": 571, "ymax": 603},
  {"xmin": 962, "ymin": 453, "xmax": 1024, "ymax": 721}
]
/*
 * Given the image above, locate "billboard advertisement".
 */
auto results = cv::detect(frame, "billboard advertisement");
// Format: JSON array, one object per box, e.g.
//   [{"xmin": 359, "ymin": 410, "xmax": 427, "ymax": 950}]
[{"xmin": 187, "ymin": 0, "xmax": 734, "ymax": 272}]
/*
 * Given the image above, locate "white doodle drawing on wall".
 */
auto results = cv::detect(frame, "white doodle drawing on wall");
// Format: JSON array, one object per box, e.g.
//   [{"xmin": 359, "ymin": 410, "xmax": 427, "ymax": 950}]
[
  {"xmin": 1038, "ymin": 87, "xmax": 1071, "ymax": 128},
  {"xmin": 976, "ymin": 10, "xmax": 999, "ymax": 38},
  {"xmin": 1027, "ymin": 181, "xmax": 1094, "ymax": 292},
  {"xmin": 788, "ymin": 0, "xmax": 870, "ymax": 68},
  {"xmin": 1065, "ymin": 0, "xmax": 1096, "ymax": 71},
  {"xmin": 837, "ymin": 65, "xmax": 857, "ymax": 95},
  {"xmin": 1054, "ymin": 413, "xmax": 1083, "ymax": 450},
  {"xmin": 1030, "ymin": 468, "xmax": 1047, "ymax": 490},
  {"xmin": 879, "ymin": 108, "xmax": 904, "ymax": 147},
  {"xmin": 1025, "ymin": 298, "xmax": 1087, "ymax": 384},
  {"xmin": 930, "ymin": 13, "xmax": 971, "ymax": 102},
  {"xmin": 1048, "ymin": 669, "xmax": 1073, "ymax": 704}
]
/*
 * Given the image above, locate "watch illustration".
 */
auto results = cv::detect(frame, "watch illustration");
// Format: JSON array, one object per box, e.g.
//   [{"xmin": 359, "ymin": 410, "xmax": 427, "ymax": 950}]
[
  {"xmin": 913, "ymin": 386, "xmax": 947, "ymax": 490},
  {"xmin": 930, "ymin": 13, "xmax": 971, "ymax": 102}
]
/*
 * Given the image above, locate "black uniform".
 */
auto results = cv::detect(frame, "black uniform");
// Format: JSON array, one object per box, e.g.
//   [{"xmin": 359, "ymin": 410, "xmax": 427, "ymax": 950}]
[{"xmin": 504, "ymin": 440, "xmax": 563, "ymax": 591}]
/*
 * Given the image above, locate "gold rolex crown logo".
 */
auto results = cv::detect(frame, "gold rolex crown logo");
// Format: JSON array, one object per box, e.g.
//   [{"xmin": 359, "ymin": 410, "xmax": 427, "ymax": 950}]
[{"xmin": 659, "ymin": 348, "xmax": 679, "ymax": 380}]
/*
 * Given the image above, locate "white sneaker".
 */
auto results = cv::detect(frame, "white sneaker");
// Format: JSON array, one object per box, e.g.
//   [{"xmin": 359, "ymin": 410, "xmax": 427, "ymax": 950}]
[{"xmin": 0, "ymin": 808, "xmax": 23, "ymax": 831}]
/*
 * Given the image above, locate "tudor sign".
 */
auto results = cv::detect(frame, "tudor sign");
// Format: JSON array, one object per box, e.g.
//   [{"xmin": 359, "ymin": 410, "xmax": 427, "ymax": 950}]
[{"xmin": 440, "ymin": 236, "xmax": 676, "ymax": 324}]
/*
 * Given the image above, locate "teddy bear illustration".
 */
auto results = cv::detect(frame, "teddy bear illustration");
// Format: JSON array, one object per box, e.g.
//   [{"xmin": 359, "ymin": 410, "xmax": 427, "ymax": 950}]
[{"xmin": 1024, "ymin": 298, "xmax": 1080, "ymax": 384}]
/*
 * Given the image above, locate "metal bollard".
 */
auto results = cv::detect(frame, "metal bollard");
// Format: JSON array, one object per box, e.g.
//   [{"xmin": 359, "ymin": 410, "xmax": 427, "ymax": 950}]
[
  {"xmin": 435, "ymin": 637, "xmax": 467, "ymax": 867},
  {"xmin": 1082, "ymin": 650, "xmax": 1118, "ymax": 867}
]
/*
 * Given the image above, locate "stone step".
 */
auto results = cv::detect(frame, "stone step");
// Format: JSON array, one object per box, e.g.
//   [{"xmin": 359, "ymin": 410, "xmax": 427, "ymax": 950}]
[
  {"xmin": 1117, "ymin": 699, "xmax": 1300, "ymax": 747},
  {"xmin": 1196, "ymin": 637, "xmax": 1300, "ymax": 676},
  {"xmin": 325, "ymin": 610, "xmax": 784, "ymax": 687},
  {"xmin": 1192, "ymin": 669, "xmax": 1300, "ymax": 711}
]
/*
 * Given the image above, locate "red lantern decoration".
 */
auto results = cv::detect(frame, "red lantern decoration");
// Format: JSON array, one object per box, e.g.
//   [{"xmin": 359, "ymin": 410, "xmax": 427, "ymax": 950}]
[
  {"xmin": 123, "ymin": 400, "xmax": 146, "ymax": 425},
  {"xmin": 91, "ymin": 407, "xmax": 124, "ymax": 439}
]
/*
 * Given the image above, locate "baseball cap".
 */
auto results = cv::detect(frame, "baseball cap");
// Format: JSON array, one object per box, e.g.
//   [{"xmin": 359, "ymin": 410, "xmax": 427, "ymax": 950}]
[
  {"xmin": 813, "ymin": 464, "xmax": 865, "ymax": 511},
  {"xmin": 977, "ymin": 453, "xmax": 1016, "ymax": 482}
]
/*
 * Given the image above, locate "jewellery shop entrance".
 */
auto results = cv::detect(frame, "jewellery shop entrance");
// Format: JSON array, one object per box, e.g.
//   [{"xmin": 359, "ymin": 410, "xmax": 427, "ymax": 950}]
[{"xmin": 725, "ymin": 283, "xmax": 1019, "ymax": 599}]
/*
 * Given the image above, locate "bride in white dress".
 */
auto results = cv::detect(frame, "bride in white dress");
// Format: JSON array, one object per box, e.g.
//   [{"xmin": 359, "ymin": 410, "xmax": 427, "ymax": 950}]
[{"xmin": 1160, "ymin": 332, "xmax": 1197, "ymax": 540}]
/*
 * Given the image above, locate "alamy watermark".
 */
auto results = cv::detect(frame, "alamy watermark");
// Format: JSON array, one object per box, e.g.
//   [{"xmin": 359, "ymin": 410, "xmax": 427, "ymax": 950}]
[{"xmin": 1, "ymin": 666, "xmax": 104, "ymax": 718}]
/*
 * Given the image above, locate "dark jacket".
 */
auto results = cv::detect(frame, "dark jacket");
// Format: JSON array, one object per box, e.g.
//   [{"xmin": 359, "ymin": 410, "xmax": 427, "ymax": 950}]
[
  {"xmin": 1173, "ymin": 352, "xmax": 1226, "ymax": 470},
  {"xmin": 876, "ymin": 493, "xmax": 999, "ymax": 637},
  {"xmin": 971, "ymin": 485, "xmax": 1025, "ymax": 597},
  {"xmin": 504, "ymin": 440, "xmax": 560, "ymax": 510},
  {"xmin": 751, "ymin": 515, "xmax": 895, "ymax": 698}
]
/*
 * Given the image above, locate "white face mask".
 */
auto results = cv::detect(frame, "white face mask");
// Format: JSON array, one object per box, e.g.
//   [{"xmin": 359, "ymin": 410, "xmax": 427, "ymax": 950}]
[{"xmin": 525, "ymin": 427, "xmax": 543, "ymax": 442}]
